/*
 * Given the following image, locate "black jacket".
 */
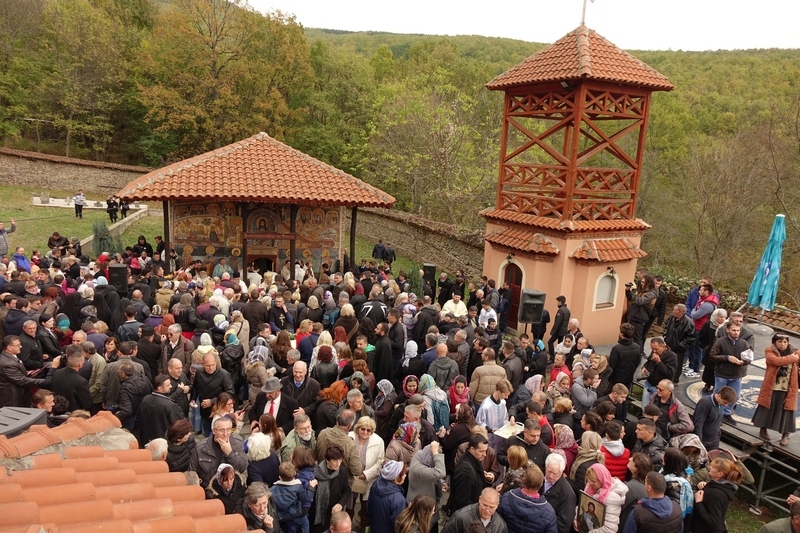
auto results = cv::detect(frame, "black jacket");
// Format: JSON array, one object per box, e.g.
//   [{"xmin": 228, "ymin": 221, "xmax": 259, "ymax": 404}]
[
  {"xmin": 51, "ymin": 367, "xmax": 93, "ymax": 412},
  {"xmin": 690, "ymin": 479, "xmax": 737, "ymax": 533},
  {"xmin": 167, "ymin": 437, "xmax": 196, "ymax": 473},
  {"xmin": 18, "ymin": 331, "xmax": 43, "ymax": 371},
  {"xmin": 643, "ymin": 349, "xmax": 678, "ymax": 388},
  {"xmin": 37, "ymin": 328, "xmax": 62, "ymax": 359},
  {"xmin": 193, "ymin": 367, "xmax": 235, "ymax": 420},
  {"xmin": 609, "ymin": 338, "xmax": 641, "ymax": 388},
  {"xmin": 550, "ymin": 305, "xmax": 570, "ymax": 337},
  {"xmin": 544, "ymin": 475, "xmax": 577, "ymax": 533},
  {"xmin": 663, "ymin": 314, "xmax": 697, "ymax": 353},
  {"xmin": 138, "ymin": 391, "xmax": 184, "ymax": 445},
  {"xmin": 117, "ymin": 374, "xmax": 153, "ymax": 423},
  {"xmin": 414, "ymin": 306, "xmax": 439, "ymax": 347},
  {"xmin": 168, "ymin": 372, "xmax": 193, "ymax": 416},
  {"xmin": 448, "ymin": 448, "xmax": 487, "ymax": 513},
  {"xmin": 251, "ymin": 391, "xmax": 299, "ymax": 436},
  {"xmin": 497, "ymin": 434, "xmax": 550, "ymax": 471}
]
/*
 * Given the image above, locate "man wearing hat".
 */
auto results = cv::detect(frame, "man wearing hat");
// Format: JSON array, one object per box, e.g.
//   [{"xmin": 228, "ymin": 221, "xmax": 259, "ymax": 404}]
[
  {"xmin": 366, "ymin": 460, "xmax": 408, "ymax": 533},
  {"xmin": 251, "ymin": 376, "xmax": 299, "ymax": 436}
]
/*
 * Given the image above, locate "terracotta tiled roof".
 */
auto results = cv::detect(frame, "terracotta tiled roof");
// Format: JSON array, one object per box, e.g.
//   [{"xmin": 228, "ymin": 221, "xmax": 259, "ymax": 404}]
[
  {"xmin": 0, "ymin": 412, "xmax": 251, "ymax": 532},
  {"xmin": 570, "ymin": 237, "xmax": 647, "ymax": 262},
  {"xmin": 742, "ymin": 305, "xmax": 800, "ymax": 335},
  {"xmin": 485, "ymin": 227, "xmax": 560, "ymax": 255},
  {"xmin": 481, "ymin": 208, "xmax": 651, "ymax": 232},
  {"xmin": 486, "ymin": 25, "xmax": 674, "ymax": 91},
  {"xmin": 119, "ymin": 132, "xmax": 395, "ymax": 208}
]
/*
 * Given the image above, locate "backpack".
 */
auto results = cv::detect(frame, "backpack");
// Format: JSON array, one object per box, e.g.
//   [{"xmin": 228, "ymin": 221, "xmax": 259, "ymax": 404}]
[{"xmin": 431, "ymin": 398, "xmax": 451, "ymax": 432}]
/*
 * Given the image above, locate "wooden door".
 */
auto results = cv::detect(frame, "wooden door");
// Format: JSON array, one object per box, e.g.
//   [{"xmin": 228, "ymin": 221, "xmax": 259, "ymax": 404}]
[{"xmin": 504, "ymin": 263, "xmax": 523, "ymax": 329}]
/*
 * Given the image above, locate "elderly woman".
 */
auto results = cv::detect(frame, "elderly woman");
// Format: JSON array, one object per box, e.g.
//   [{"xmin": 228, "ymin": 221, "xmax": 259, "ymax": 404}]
[
  {"xmin": 386, "ymin": 422, "xmax": 420, "ymax": 466},
  {"xmin": 236, "ymin": 482, "xmax": 280, "ymax": 532},
  {"xmin": 753, "ymin": 332, "xmax": 800, "ymax": 445},
  {"xmin": 172, "ymin": 293, "xmax": 198, "ymax": 332},
  {"xmin": 349, "ymin": 416, "xmax": 385, "ymax": 530},
  {"xmin": 247, "ymin": 432, "xmax": 280, "ymax": 487},
  {"xmin": 498, "ymin": 464, "xmax": 557, "ymax": 533},
  {"xmin": 207, "ymin": 463, "xmax": 246, "ymax": 514}
]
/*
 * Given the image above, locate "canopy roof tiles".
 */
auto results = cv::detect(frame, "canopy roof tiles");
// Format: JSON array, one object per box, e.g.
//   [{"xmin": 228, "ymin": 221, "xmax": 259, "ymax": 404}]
[
  {"xmin": 481, "ymin": 208, "xmax": 651, "ymax": 232},
  {"xmin": 119, "ymin": 132, "xmax": 396, "ymax": 208},
  {"xmin": 570, "ymin": 237, "xmax": 647, "ymax": 262},
  {"xmin": 486, "ymin": 25, "xmax": 675, "ymax": 91}
]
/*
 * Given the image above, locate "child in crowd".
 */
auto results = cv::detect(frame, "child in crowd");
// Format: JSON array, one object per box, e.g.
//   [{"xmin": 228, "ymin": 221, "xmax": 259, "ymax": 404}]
[
  {"xmin": 290, "ymin": 447, "xmax": 318, "ymax": 529},
  {"xmin": 271, "ymin": 462, "xmax": 316, "ymax": 533}
]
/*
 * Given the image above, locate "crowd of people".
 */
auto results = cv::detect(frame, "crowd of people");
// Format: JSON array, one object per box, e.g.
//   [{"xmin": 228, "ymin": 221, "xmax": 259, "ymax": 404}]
[{"xmin": 0, "ymin": 225, "xmax": 798, "ymax": 533}]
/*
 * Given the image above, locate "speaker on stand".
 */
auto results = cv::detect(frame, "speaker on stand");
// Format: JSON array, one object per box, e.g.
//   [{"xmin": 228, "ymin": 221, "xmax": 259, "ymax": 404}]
[
  {"xmin": 108, "ymin": 264, "xmax": 129, "ymax": 294},
  {"xmin": 518, "ymin": 289, "xmax": 546, "ymax": 324}
]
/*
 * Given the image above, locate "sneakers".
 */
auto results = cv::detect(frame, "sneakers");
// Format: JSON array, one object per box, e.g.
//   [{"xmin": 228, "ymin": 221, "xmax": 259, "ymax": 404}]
[
  {"xmin": 723, "ymin": 415, "xmax": 738, "ymax": 426},
  {"xmin": 684, "ymin": 369, "xmax": 698, "ymax": 377},
  {"xmin": 682, "ymin": 360, "xmax": 690, "ymax": 369}
]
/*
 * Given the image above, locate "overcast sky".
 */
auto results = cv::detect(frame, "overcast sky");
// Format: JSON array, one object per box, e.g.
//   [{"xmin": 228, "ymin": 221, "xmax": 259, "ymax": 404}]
[{"xmin": 249, "ymin": 0, "xmax": 800, "ymax": 51}]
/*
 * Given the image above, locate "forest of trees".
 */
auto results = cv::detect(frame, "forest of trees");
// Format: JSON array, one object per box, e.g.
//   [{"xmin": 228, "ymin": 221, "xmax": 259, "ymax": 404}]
[{"xmin": 2, "ymin": 0, "xmax": 800, "ymax": 301}]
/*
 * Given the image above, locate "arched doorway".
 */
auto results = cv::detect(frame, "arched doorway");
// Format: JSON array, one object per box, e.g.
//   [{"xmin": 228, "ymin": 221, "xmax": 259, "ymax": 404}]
[
  {"xmin": 503, "ymin": 263, "xmax": 523, "ymax": 330},
  {"xmin": 249, "ymin": 256, "xmax": 274, "ymax": 276}
]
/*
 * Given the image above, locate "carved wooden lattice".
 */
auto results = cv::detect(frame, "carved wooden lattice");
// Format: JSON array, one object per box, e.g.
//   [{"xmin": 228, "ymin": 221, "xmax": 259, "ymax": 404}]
[{"xmin": 497, "ymin": 82, "xmax": 651, "ymax": 221}]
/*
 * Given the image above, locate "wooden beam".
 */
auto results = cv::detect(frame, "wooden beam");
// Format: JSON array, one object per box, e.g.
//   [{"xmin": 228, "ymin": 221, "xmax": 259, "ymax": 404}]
[
  {"xmin": 350, "ymin": 207, "xmax": 357, "ymax": 272},
  {"xmin": 289, "ymin": 205, "xmax": 297, "ymax": 266},
  {"xmin": 162, "ymin": 200, "xmax": 171, "ymax": 273}
]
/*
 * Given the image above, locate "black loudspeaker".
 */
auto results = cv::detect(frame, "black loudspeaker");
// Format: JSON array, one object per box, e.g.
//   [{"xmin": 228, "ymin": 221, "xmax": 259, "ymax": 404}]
[
  {"xmin": 422, "ymin": 263, "xmax": 436, "ymax": 289},
  {"xmin": 108, "ymin": 264, "xmax": 128, "ymax": 293},
  {"xmin": 518, "ymin": 289, "xmax": 546, "ymax": 324}
]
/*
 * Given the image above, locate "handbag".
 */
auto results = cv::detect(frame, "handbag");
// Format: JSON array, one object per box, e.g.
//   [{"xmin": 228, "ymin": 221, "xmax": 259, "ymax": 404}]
[{"xmin": 351, "ymin": 477, "xmax": 367, "ymax": 494}]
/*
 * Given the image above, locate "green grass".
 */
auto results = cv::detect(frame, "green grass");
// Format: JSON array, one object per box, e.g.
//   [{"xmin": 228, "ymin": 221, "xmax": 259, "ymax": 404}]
[
  {"xmin": 0, "ymin": 184, "xmax": 164, "ymax": 257},
  {"xmin": 345, "ymin": 235, "xmax": 420, "ymax": 278}
]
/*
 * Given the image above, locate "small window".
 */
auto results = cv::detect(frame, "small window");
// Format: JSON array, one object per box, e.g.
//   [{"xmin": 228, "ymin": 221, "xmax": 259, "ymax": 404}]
[{"xmin": 595, "ymin": 273, "xmax": 617, "ymax": 310}]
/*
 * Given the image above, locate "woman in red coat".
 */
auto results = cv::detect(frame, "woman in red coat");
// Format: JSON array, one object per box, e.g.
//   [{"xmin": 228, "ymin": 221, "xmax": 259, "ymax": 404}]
[{"xmin": 752, "ymin": 333, "xmax": 800, "ymax": 446}]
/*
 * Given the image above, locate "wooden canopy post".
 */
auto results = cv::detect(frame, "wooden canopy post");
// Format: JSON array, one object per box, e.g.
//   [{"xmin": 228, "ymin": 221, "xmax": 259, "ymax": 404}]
[{"xmin": 350, "ymin": 207, "xmax": 358, "ymax": 270}]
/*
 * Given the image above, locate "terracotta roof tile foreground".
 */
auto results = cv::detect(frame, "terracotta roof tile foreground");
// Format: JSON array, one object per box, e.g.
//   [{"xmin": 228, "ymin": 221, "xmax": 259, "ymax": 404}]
[
  {"xmin": 0, "ymin": 412, "xmax": 256, "ymax": 533},
  {"xmin": 570, "ymin": 238, "xmax": 647, "ymax": 262},
  {"xmin": 742, "ymin": 305, "xmax": 800, "ymax": 335},
  {"xmin": 485, "ymin": 227, "xmax": 560, "ymax": 255},
  {"xmin": 486, "ymin": 25, "xmax": 674, "ymax": 91},
  {"xmin": 481, "ymin": 208, "xmax": 651, "ymax": 232},
  {"xmin": 118, "ymin": 132, "xmax": 395, "ymax": 208}
]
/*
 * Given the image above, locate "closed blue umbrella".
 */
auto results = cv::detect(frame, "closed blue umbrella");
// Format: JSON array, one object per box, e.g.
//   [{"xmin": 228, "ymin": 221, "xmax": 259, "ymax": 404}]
[{"xmin": 747, "ymin": 214, "xmax": 786, "ymax": 312}]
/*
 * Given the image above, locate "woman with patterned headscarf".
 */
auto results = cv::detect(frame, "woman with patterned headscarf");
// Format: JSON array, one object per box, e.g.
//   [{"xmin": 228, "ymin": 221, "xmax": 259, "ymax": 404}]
[{"xmin": 385, "ymin": 422, "xmax": 420, "ymax": 466}]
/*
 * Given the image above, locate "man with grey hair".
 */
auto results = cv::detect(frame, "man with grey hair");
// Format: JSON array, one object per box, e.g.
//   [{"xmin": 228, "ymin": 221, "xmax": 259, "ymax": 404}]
[
  {"xmin": 337, "ymin": 388, "xmax": 374, "ymax": 420},
  {"xmin": 189, "ymin": 416, "xmax": 248, "ymax": 488},
  {"xmin": 145, "ymin": 438, "xmax": 168, "ymax": 461},
  {"xmin": 663, "ymin": 303, "xmax": 697, "ymax": 382},
  {"xmin": 280, "ymin": 413, "xmax": 316, "ymax": 462},
  {"xmin": 19, "ymin": 319, "xmax": 43, "ymax": 371},
  {"xmin": 83, "ymin": 341, "xmax": 106, "ymax": 414},
  {"xmin": 543, "ymin": 453, "xmax": 576, "ymax": 533},
  {"xmin": 201, "ymin": 295, "xmax": 222, "ymax": 324},
  {"xmin": 454, "ymin": 329, "xmax": 471, "ymax": 376},
  {"xmin": 159, "ymin": 323, "xmax": 194, "ymax": 374},
  {"xmin": 649, "ymin": 379, "xmax": 693, "ymax": 440}
]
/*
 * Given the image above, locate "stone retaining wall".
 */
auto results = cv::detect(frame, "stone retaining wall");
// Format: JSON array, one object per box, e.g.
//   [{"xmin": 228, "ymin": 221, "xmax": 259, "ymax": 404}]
[
  {"xmin": 0, "ymin": 148, "xmax": 151, "ymax": 194},
  {"xmin": 347, "ymin": 208, "xmax": 485, "ymax": 279}
]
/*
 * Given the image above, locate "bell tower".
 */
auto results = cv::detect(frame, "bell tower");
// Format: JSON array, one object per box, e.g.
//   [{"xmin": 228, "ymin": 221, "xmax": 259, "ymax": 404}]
[{"xmin": 481, "ymin": 26, "xmax": 674, "ymax": 344}]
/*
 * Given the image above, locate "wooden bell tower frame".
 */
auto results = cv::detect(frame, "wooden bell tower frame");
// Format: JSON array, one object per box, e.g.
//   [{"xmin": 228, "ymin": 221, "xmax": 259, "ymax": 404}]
[
  {"xmin": 497, "ymin": 81, "xmax": 652, "ymax": 221},
  {"xmin": 481, "ymin": 26, "xmax": 674, "ymax": 344}
]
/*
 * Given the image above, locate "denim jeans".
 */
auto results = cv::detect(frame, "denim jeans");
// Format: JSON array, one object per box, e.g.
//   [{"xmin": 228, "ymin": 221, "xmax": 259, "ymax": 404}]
[
  {"xmin": 641, "ymin": 381, "xmax": 657, "ymax": 406},
  {"xmin": 714, "ymin": 376, "xmax": 741, "ymax": 416},
  {"xmin": 688, "ymin": 337, "xmax": 703, "ymax": 372}
]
